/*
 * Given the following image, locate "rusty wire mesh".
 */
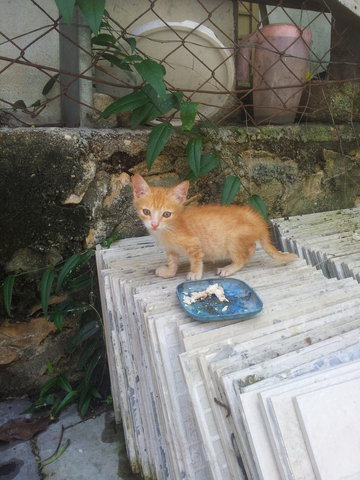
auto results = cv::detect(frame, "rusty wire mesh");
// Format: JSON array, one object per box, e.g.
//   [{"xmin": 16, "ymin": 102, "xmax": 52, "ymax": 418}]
[{"xmin": 0, "ymin": 0, "xmax": 359, "ymax": 127}]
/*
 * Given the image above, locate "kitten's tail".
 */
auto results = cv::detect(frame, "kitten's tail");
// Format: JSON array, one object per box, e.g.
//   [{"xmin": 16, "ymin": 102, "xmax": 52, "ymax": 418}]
[{"xmin": 260, "ymin": 227, "xmax": 297, "ymax": 264}]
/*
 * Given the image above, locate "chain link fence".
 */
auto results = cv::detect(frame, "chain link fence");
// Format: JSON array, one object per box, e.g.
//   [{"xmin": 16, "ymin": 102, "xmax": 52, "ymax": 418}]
[{"xmin": 1, "ymin": 0, "xmax": 359, "ymax": 127}]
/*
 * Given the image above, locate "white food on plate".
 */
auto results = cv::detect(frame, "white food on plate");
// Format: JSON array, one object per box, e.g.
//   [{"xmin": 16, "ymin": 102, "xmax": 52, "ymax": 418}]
[{"xmin": 183, "ymin": 284, "xmax": 229, "ymax": 305}]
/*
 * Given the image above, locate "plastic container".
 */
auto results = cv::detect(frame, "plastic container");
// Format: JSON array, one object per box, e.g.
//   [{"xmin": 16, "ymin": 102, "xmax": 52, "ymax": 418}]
[
  {"xmin": 176, "ymin": 278, "xmax": 263, "ymax": 322},
  {"xmin": 237, "ymin": 24, "xmax": 312, "ymax": 124}
]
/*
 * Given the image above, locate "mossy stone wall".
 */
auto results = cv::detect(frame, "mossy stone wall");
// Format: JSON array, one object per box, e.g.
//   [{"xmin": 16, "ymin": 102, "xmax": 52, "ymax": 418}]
[
  {"xmin": 1, "ymin": 123, "xmax": 359, "ymax": 396},
  {"xmin": 1, "ymin": 124, "xmax": 360, "ymax": 275}
]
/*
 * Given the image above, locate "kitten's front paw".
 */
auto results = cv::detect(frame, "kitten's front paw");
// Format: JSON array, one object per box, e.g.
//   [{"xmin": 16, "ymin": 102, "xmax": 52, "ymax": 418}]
[
  {"xmin": 186, "ymin": 271, "xmax": 202, "ymax": 281},
  {"xmin": 217, "ymin": 266, "xmax": 233, "ymax": 277},
  {"xmin": 156, "ymin": 266, "xmax": 176, "ymax": 278}
]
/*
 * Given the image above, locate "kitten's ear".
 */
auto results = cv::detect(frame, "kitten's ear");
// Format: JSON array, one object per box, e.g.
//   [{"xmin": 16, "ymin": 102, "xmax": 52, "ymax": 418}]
[
  {"xmin": 171, "ymin": 181, "xmax": 189, "ymax": 204},
  {"xmin": 132, "ymin": 174, "xmax": 149, "ymax": 198}
]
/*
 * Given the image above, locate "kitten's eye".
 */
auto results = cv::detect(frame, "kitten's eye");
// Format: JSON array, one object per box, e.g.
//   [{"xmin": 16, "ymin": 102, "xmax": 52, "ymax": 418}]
[
  {"xmin": 142, "ymin": 209, "xmax": 151, "ymax": 216},
  {"xmin": 163, "ymin": 211, "xmax": 172, "ymax": 218}
]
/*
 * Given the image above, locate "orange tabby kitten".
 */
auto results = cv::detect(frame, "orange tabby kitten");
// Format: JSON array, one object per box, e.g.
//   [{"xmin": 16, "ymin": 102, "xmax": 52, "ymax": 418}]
[{"xmin": 132, "ymin": 174, "xmax": 297, "ymax": 280}]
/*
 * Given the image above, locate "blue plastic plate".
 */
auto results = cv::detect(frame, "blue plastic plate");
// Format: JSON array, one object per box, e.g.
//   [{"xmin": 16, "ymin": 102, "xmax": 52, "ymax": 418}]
[{"xmin": 176, "ymin": 278, "xmax": 263, "ymax": 322}]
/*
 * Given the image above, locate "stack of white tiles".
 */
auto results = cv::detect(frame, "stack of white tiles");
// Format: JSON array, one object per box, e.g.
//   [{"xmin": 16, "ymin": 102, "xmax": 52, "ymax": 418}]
[
  {"xmin": 96, "ymin": 223, "xmax": 360, "ymax": 480},
  {"xmin": 272, "ymin": 207, "xmax": 360, "ymax": 282}
]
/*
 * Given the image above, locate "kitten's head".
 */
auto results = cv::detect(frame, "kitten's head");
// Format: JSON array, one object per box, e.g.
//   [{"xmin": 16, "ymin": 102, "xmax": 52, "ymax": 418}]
[{"xmin": 131, "ymin": 174, "xmax": 189, "ymax": 233}]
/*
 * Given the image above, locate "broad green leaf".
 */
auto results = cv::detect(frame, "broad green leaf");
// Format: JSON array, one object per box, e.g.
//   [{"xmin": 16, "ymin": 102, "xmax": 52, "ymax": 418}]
[
  {"xmin": 51, "ymin": 309, "xmax": 65, "ymax": 330},
  {"xmin": 135, "ymin": 59, "xmax": 166, "ymax": 98},
  {"xmin": 39, "ymin": 377, "xmax": 59, "ymax": 399},
  {"xmin": 55, "ymin": 0, "xmax": 75, "ymax": 24},
  {"xmin": 100, "ymin": 90, "xmax": 149, "ymax": 118},
  {"xmin": 197, "ymin": 153, "xmax": 219, "ymax": 176},
  {"xmin": 79, "ymin": 380, "xmax": 92, "ymax": 399},
  {"xmin": 55, "ymin": 253, "xmax": 81, "ymax": 293},
  {"xmin": 121, "ymin": 54, "xmax": 143, "ymax": 64},
  {"xmin": 70, "ymin": 320, "xmax": 101, "ymax": 348},
  {"xmin": 78, "ymin": 0, "xmax": 105, "ymax": 34},
  {"xmin": 186, "ymin": 137, "xmax": 202, "ymax": 177},
  {"xmin": 79, "ymin": 394, "xmax": 92, "ymax": 417},
  {"xmin": 141, "ymin": 83, "xmax": 161, "ymax": 104},
  {"xmin": 43, "ymin": 393, "xmax": 60, "ymax": 406},
  {"xmin": 153, "ymin": 96, "xmax": 176, "ymax": 115},
  {"xmin": 42, "ymin": 74, "xmax": 59, "ymax": 95},
  {"xmin": 146, "ymin": 123, "xmax": 173, "ymax": 170},
  {"xmin": 221, "ymin": 176, "xmax": 241, "ymax": 204},
  {"xmin": 90, "ymin": 387, "xmax": 102, "ymax": 399},
  {"xmin": 13, "ymin": 100, "xmax": 27, "ymax": 110},
  {"xmin": 147, "ymin": 93, "xmax": 172, "ymax": 114},
  {"xmin": 77, "ymin": 340, "xmax": 99, "ymax": 370},
  {"xmin": 130, "ymin": 92, "xmax": 177, "ymax": 127},
  {"xmin": 248, "ymin": 194, "xmax": 269, "ymax": 221},
  {"xmin": 125, "ymin": 37, "xmax": 136, "ymax": 53},
  {"xmin": 171, "ymin": 91, "xmax": 184, "ymax": 107},
  {"xmin": 66, "ymin": 274, "xmax": 91, "ymax": 293},
  {"xmin": 99, "ymin": 19, "xmax": 110, "ymax": 29},
  {"xmin": 101, "ymin": 53, "xmax": 132, "ymax": 72},
  {"xmin": 40, "ymin": 268, "xmax": 55, "ymax": 317},
  {"xmin": 185, "ymin": 153, "xmax": 219, "ymax": 180},
  {"xmin": 52, "ymin": 390, "xmax": 78, "ymax": 416},
  {"xmin": 76, "ymin": 249, "xmax": 95, "ymax": 269},
  {"xmin": 102, "ymin": 234, "xmax": 121, "ymax": 249},
  {"xmin": 57, "ymin": 375, "xmax": 73, "ymax": 393},
  {"xmin": 31, "ymin": 100, "xmax": 41, "ymax": 108},
  {"xmin": 142, "ymin": 86, "xmax": 178, "ymax": 114},
  {"xmin": 131, "ymin": 103, "xmax": 159, "ymax": 128},
  {"xmin": 180, "ymin": 102, "xmax": 199, "ymax": 131},
  {"xmin": 55, "ymin": 250, "xmax": 94, "ymax": 294},
  {"xmin": 3, "ymin": 275, "xmax": 15, "ymax": 317},
  {"xmin": 91, "ymin": 33, "xmax": 116, "ymax": 46},
  {"xmin": 78, "ymin": 382, "xmax": 102, "ymax": 417},
  {"xmin": 84, "ymin": 350, "xmax": 102, "ymax": 386},
  {"xmin": 50, "ymin": 298, "xmax": 73, "ymax": 313}
]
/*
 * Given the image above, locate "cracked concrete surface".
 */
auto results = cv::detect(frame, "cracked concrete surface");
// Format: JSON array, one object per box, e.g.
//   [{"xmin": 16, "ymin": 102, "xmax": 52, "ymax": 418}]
[{"xmin": 0, "ymin": 398, "xmax": 140, "ymax": 480}]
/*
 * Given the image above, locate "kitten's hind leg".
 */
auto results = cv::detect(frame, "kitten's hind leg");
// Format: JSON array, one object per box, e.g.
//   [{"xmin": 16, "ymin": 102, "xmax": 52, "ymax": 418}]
[
  {"xmin": 156, "ymin": 250, "xmax": 179, "ymax": 278},
  {"xmin": 217, "ymin": 242, "xmax": 254, "ymax": 277}
]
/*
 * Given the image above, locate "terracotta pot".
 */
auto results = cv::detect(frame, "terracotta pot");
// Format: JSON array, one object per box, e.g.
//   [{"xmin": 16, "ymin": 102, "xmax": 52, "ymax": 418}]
[{"xmin": 237, "ymin": 24, "xmax": 312, "ymax": 124}]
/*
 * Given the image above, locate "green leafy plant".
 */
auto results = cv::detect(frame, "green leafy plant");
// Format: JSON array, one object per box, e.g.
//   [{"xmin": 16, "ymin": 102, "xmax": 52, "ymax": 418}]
[
  {"xmin": 91, "ymin": 14, "xmax": 268, "ymax": 215},
  {"xmin": 89, "ymin": 14, "xmax": 221, "ymax": 180},
  {"xmin": 221, "ymin": 175, "xmax": 242, "ymax": 205},
  {"xmin": 3, "ymin": 236, "xmax": 120, "ymax": 418},
  {"xmin": 248, "ymin": 194, "xmax": 269, "ymax": 221},
  {"xmin": 12, "ymin": 73, "xmax": 60, "ymax": 118},
  {"xmin": 55, "ymin": 0, "xmax": 105, "ymax": 34},
  {"xmin": 56, "ymin": 1, "xmax": 266, "ymax": 214}
]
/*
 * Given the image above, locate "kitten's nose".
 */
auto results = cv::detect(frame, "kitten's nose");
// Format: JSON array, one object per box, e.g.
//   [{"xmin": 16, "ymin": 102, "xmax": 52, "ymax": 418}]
[{"xmin": 151, "ymin": 221, "xmax": 159, "ymax": 230}]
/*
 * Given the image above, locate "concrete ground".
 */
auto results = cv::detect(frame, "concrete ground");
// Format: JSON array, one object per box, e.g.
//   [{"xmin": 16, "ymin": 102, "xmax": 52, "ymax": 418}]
[{"xmin": 0, "ymin": 397, "xmax": 140, "ymax": 480}]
